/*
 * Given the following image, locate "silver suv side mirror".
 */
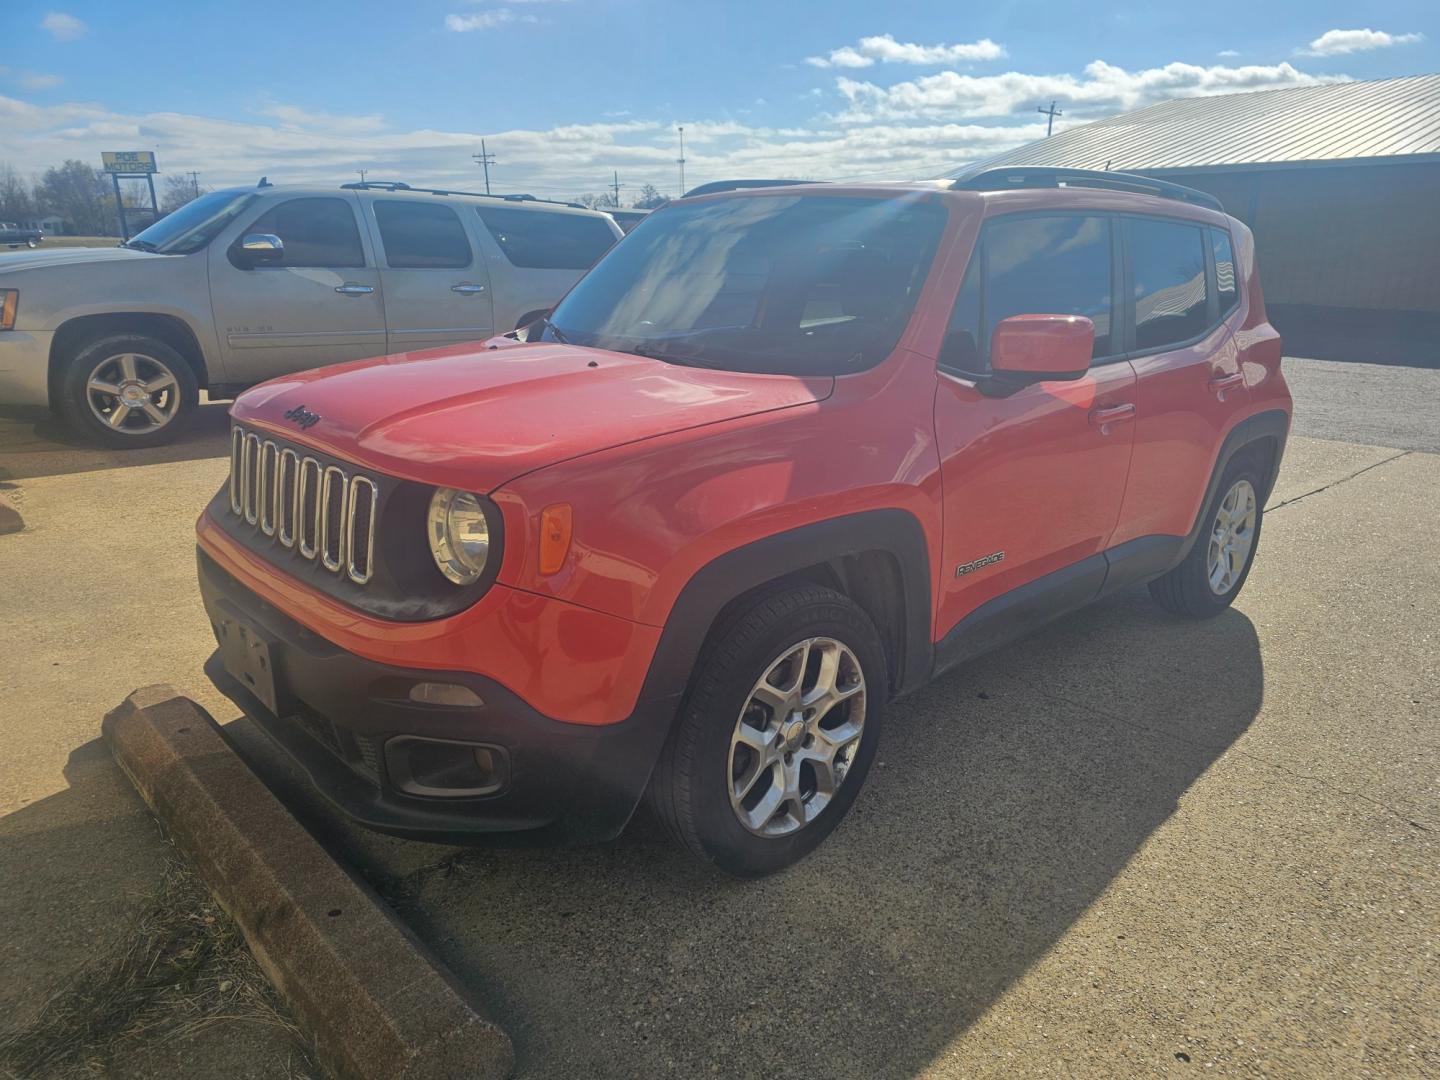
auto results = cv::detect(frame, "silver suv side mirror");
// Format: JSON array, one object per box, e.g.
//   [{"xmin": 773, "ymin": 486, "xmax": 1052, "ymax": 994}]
[{"xmin": 238, "ymin": 233, "xmax": 284, "ymax": 267}]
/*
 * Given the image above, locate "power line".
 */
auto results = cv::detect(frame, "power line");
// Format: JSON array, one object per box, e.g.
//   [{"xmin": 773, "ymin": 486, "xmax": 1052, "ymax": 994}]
[
  {"xmin": 356, "ymin": 168, "xmax": 368, "ymax": 183},
  {"xmin": 472, "ymin": 139, "xmax": 496, "ymax": 195},
  {"xmin": 1038, "ymin": 100, "xmax": 1063, "ymax": 137}
]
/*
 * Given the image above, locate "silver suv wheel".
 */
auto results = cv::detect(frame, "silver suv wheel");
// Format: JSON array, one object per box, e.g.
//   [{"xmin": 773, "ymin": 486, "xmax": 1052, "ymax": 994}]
[
  {"xmin": 1207, "ymin": 478, "xmax": 1257, "ymax": 595},
  {"xmin": 85, "ymin": 350, "xmax": 182, "ymax": 435},
  {"xmin": 728, "ymin": 636, "xmax": 867, "ymax": 837}
]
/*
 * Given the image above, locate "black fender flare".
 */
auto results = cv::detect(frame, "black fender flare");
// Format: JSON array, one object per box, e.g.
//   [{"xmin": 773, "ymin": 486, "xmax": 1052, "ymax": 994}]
[
  {"xmin": 1177, "ymin": 408, "xmax": 1290, "ymax": 564},
  {"xmin": 633, "ymin": 508, "xmax": 935, "ymax": 721}
]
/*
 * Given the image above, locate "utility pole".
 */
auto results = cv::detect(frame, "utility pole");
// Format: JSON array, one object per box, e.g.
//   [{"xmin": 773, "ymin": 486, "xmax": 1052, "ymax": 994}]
[
  {"xmin": 611, "ymin": 170, "xmax": 623, "ymax": 206},
  {"xmin": 189, "ymin": 171, "xmax": 200, "ymax": 198},
  {"xmin": 357, "ymin": 168, "xmax": 368, "ymax": 183},
  {"xmin": 1037, "ymin": 100, "xmax": 1063, "ymax": 137},
  {"xmin": 676, "ymin": 126, "xmax": 686, "ymax": 196},
  {"xmin": 473, "ymin": 139, "xmax": 496, "ymax": 195}
]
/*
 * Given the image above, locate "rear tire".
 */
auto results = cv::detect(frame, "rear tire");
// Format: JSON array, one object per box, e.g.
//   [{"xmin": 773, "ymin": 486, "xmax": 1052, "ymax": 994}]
[
  {"xmin": 57, "ymin": 333, "xmax": 198, "ymax": 449},
  {"xmin": 649, "ymin": 585, "xmax": 887, "ymax": 877},
  {"xmin": 1149, "ymin": 459, "xmax": 1264, "ymax": 618}
]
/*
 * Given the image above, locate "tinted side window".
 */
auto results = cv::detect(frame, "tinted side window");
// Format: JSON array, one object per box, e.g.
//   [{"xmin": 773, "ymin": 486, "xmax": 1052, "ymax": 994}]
[
  {"xmin": 1127, "ymin": 218, "xmax": 1210, "ymax": 351},
  {"xmin": 943, "ymin": 214, "xmax": 1113, "ymax": 375},
  {"xmin": 476, "ymin": 207, "xmax": 617, "ymax": 270},
  {"xmin": 373, "ymin": 201, "xmax": 472, "ymax": 269},
  {"xmin": 1211, "ymin": 228, "xmax": 1238, "ymax": 315},
  {"xmin": 241, "ymin": 198, "xmax": 364, "ymax": 268}
]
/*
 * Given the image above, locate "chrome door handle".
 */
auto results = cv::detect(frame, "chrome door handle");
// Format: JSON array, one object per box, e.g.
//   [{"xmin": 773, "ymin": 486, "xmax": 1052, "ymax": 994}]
[
  {"xmin": 450, "ymin": 283, "xmax": 486, "ymax": 294},
  {"xmin": 1088, "ymin": 403, "xmax": 1136, "ymax": 433},
  {"xmin": 334, "ymin": 283, "xmax": 374, "ymax": 296}
]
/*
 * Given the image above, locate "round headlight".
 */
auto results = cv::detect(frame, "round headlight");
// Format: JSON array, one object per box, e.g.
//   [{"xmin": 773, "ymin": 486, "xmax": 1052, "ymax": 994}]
[{"xmin": 428, "ymin": 488, "xmax": 491, "ymax": 585}]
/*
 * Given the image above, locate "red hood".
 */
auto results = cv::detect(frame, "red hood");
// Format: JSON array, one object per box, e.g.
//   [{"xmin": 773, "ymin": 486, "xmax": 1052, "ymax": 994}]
[{"xmin": 231, "ymin": 339, "xmax": 833, "ymax": 491}]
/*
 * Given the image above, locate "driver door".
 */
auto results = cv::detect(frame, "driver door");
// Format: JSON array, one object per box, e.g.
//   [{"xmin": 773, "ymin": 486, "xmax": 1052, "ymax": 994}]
[
  {"xmin": 208, "ymin": 194, "xmax": 387, "ymax": 385},
  {"xmin": 933, "ymin": 212, "xmax": 1136, "ymax": 654}
]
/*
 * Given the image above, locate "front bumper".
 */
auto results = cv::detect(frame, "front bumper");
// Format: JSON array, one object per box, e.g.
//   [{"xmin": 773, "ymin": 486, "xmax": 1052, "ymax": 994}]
[
  {"xmin": 0, "ymin": 330, "xmax": 53, "ymax": 406},
  {"xmin": 198, "ymin": 549, "xmax": 675, "ymax": 844}
]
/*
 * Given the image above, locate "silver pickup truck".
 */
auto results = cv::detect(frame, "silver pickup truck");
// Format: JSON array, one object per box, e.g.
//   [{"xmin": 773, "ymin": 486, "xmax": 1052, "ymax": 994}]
[{"xmin": 0, "ymin": 181, "xmax": 623, "ymax": 446}]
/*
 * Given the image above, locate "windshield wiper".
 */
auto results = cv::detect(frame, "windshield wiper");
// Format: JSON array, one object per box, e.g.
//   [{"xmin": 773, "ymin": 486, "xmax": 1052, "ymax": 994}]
[{"xmin": 533, "ymin": 315, "xmax": 570, "ymax": 344}]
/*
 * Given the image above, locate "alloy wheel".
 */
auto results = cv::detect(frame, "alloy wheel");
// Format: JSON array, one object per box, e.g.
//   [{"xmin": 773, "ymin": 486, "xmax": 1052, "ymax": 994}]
[
  {"xmin": 1207, "ymin": 478, "xmax": 1257, "ymax": 595},
  {"xmin": 85, "ymin": 351, "xmax": 182, "ymax": 435},
  {"xmin": 728, "ymin": 636, "xmax": 867, "ymax": 837}
]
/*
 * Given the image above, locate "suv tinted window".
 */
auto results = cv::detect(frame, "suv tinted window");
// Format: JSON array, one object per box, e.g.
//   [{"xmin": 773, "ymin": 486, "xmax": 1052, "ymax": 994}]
[
  {"xmin": 942, "ymin": 214, "xmax": 1113, "ymax": 375},
  {"xmin": 240, "ymin": 198, "xmax": 364, "ymax": 267},
  {"xmin": 1210, "ymin": 228, "xmax": 1238, "ymax": 316},
  {"xmin": 374, "ymin": 201, "xmax": 472, "ymax": 268},
  {"xmin": 476, "ymin": 207, "xmax": 617, "ymax": 270},
  {"xmin": 1127, "ymin": 217, "xmax": 1209, "ymax": 351}
]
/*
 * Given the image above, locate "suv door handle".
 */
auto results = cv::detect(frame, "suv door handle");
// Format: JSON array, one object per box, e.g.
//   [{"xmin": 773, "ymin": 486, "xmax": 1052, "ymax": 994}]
[
  {"xmin": 1089, "ymin": 403, "xmax": 1136, "ymax": 432},
  {"xmin": 334, "ymin": 283, "xmax": 374, "ymax": 296},
  {"xmin": 450, "ymin": 283, "xmax": 486, "ymax": 294},
  {"xmin": 1208, "ymin": 372, "xmax": 1245, "ymax": 399}
]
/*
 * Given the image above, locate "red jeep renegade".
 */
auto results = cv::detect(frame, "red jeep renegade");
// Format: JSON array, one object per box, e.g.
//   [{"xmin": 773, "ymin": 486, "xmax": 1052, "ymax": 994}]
[{"xmin": 199, "ymin": 168, "xmax": 1291, "ymax": 877}]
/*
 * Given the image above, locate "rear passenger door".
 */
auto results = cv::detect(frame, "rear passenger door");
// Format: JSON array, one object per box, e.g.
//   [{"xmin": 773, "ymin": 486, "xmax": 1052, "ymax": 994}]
[
  {"xmin": 1110, "ymin": 218, "xmax": 1249, "ymax": 548},
  {"xmin": 367, "ymin": 199, "xmax": 494, "ymax": 354},
  {"xmin": 472, "ymin": 206, "xmax": 620, "ymax": 331}
]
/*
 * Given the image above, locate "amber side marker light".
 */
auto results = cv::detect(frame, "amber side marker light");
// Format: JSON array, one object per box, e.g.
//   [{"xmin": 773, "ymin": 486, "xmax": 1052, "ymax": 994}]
[
  {"xmin": 0, "ymin": 290, "xmax": 18, "ymax": 331},
  {"xmin": 539, "ymin": 503, "xmax": 573, "ymax": 575}
]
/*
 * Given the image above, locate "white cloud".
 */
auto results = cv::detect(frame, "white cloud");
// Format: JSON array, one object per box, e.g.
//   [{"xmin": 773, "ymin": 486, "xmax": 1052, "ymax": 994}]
[
  {"xmin": 834, "ymin": 60, "xmax": 1342, "ymax": 122},
  {"xmin": 444, "ymin": 9, "xmax": 537, "ymax": 31},
  {"xmin": 1217, "ymin": 49, "xmax": 1240, "ymax": 58},
  {"xmin": 1300, "ymin": 28, "xmax": 1423, "ymax": 56},
  {"xmin": 0, "ymin": 67, "xmax": 63, "ymax": 91},
  {"xmin": 40, "ymin": 12, "xmax": 86, "ymax": 41},
  {"xmin": 808, "ymin": 34, "xmax": 1006, "ymax": 69}
]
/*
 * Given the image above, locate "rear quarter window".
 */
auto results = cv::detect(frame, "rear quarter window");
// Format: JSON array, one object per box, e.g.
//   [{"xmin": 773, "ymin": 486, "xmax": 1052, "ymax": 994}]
[{"xmin": 476, "ymin": 207, "xmax": 618, "ymax": 270}]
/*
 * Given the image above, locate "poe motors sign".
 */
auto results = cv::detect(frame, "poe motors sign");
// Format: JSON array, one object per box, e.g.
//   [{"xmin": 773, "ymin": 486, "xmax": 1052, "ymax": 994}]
[
  {"xmin": 101, "ymin": 152, "xmax": 160, "ymax": 240},
  {"xmin": 102, "ymin": 151, "xmax": 158, "ymax": 174}
]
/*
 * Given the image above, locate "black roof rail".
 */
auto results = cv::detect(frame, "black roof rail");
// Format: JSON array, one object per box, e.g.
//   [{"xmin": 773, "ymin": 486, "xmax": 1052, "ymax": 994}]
[
  {"xmin": 952, "ymin": 167, "xmax": 1224, "ymax": 213},
  {"xmin": 683, "ymin": 178, "xmax": 822, "ymax": 198},
  {"xmin": 339, "ymin": 180, "xmax": 586, "ymax": 209}
]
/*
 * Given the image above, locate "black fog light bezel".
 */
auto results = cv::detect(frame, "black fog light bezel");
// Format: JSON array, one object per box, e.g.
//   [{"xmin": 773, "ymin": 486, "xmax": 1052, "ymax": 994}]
[{"xmin": 384, "ymin": 735, "xmax": 510, "ymax": 799}]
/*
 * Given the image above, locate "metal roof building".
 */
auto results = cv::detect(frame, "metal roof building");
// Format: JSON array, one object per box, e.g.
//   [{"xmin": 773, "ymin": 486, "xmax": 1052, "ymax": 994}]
[{"xmin": 965, "ymin": 75, "xmax": 1440, "ymax": 362}]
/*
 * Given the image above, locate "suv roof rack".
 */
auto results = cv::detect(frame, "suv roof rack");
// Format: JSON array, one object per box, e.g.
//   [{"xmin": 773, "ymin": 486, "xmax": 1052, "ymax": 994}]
[
  {"xmin": 952, "ymin": 167, "xmax": 1223, "ymax": 213},
  {"xmin": 339, "ymin": 180, "xmax": 587, "ymax": 210},
  {"xmin": 683, "ymin": 179, "xmax": 822, "ymax": 198}
]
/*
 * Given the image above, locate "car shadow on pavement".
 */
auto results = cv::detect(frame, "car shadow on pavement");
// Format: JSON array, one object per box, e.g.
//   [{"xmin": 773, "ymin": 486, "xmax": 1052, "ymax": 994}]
[
  {"xmin": 0, "ymin": 401, "xmax": 232, "ymax": 482},
  {"xmin": 226, "ymin": 585, "xmax": 1266, "ymax": 1079}
]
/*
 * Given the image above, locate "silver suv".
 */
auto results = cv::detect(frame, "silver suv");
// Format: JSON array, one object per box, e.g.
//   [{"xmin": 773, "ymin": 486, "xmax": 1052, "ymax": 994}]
[{"xmin": 0, "ymin": 180, "xmax": 623, "ymax": 446}]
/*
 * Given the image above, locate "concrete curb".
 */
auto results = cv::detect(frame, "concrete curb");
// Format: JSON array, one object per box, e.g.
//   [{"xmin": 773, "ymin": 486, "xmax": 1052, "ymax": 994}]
[{"xmin": 102, "ymin": 684, "xmax": 514, "ymax": 1080}]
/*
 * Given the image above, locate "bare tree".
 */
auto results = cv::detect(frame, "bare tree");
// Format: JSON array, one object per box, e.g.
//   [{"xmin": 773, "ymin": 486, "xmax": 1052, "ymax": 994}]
[
  {"xmin": 574, "ymin": 192, "xmax": 619, "ymax": 210},
  {"xmin": 632, "ymin": 183, "xmax": 669, "ymax": 210},
  {"xmin": 160, "ymin": 173, "xmax": 209, "ymax": 215},
  {"xmin": 0, "ymin": 164, "xmax": 36, "ymax": 224}
]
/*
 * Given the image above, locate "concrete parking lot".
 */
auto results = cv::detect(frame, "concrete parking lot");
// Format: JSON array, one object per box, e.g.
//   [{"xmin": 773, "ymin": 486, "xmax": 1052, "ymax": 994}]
[{"xmin": 1, "ymin": 357, "xmax": 1435, "ymax": 1078}]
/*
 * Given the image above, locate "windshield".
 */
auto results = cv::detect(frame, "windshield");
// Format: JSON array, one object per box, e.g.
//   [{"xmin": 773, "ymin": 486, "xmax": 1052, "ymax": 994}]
[
  {"xmin": 542, "ymin": 194, "xmax": 946, "ymax": 375},
  {"xmin": 126, "ymin": 190, "xmax": 259, "ymax": 254}
]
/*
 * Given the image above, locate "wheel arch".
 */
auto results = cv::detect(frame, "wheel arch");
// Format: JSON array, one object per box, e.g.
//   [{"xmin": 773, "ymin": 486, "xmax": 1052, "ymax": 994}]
[
  {"xmin": 633, "ymin": 509, "xmax": 934, "ymax": 721},
  {"xmin": 48, "ymin": 312, "xmax": 211, "ymax": 405},
  {"xmin": 1178, "ymin": 408, "xmax": 1290, "ymax": 562}
]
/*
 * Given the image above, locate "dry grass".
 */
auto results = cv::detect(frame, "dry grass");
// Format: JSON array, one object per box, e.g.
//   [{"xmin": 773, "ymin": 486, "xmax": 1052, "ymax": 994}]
[{"xmin": 0, "ymin": 855, "xmax": 318, "ymax": 1080}]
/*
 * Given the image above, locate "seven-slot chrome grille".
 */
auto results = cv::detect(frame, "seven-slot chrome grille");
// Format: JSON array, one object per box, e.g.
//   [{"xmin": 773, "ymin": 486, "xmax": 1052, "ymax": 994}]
[{"xmin": 229, "ymin": 426, "xmax": 378, "ymax": 585}]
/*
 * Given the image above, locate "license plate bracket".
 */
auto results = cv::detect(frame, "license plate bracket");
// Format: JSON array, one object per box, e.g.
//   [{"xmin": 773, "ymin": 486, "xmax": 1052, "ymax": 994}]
[{"xmin": 216, "ymin": 606, "xmax": 286, "ymax": 716}]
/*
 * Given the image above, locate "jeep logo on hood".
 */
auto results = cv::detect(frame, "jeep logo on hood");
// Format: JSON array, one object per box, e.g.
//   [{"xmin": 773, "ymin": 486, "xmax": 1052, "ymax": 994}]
[{"xmin": 283, "ymin": 404, "xmax": 320, "ymax": 430}]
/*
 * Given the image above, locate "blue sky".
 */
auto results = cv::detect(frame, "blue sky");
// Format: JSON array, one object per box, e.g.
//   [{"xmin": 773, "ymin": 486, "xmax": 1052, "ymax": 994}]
[{"xmin": 1, "ymin": 0, "xmax": 1435, "ymax": 200}]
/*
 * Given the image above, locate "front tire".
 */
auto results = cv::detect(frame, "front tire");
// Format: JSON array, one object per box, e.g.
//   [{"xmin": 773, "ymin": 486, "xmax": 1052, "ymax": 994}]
[
  {"xmin": 1149, "ymin": 460, "xmax": 1264, "ymax": 617},
  {"xmin": 650, "ymin": 585, "xmax": 887, "ymax": 877},
  {"xmin": 57, "ymin": 333, "xmax": 198, "ymax": 449},
  {"xmin": 26, "ymin": 238, "xmax": 38, "ymax": 249}
]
